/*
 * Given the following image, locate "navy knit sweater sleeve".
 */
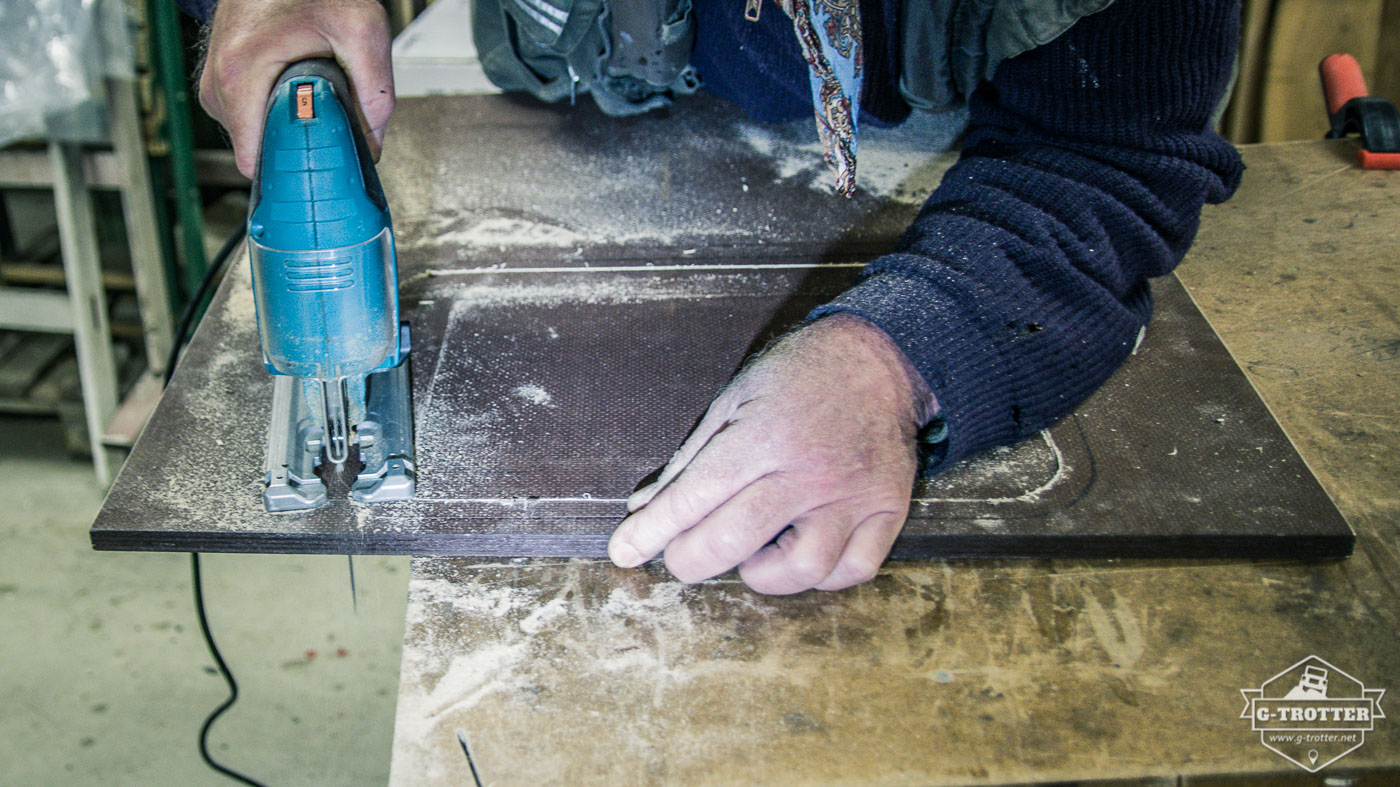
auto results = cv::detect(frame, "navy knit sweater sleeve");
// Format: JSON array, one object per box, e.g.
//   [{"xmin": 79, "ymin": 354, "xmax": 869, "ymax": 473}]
[
  {"xmin": 810, "ymin": 0, "xmax": 1244, "ymax": 472},
  {"xmin": 177, "ymin": 0, "xmax": 217, "ymax": 22}
]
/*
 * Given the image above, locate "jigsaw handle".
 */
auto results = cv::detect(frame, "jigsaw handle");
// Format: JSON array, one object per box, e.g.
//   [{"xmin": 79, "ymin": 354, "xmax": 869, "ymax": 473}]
[{"xmin": 247, "ymin": 59, "xmax": 401, "ymax": 380}]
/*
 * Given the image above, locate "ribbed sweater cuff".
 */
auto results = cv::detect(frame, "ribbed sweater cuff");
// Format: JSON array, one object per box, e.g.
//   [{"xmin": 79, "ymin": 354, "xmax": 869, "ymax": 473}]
[{"xmin": 808, "ymin": 258, "xmax": 1018, "ymax": 472}]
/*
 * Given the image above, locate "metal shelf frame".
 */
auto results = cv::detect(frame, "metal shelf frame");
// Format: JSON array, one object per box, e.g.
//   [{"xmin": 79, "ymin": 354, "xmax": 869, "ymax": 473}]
[{"xmin": 0, "ymin": 77, "xmax": 176, "ymax": 484}]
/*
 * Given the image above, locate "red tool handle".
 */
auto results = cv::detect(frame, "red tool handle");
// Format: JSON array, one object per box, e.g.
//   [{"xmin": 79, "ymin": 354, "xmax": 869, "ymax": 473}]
[{"xmin": 1321, "ymin": 53, "xmax": 1369, "ymax": 116}]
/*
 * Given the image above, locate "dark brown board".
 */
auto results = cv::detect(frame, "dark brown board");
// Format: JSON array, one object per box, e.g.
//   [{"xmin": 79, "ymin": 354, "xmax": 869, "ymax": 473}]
[
  {"xmin": 90, "ymin": 94, "xmax": 1350, "ymax": 559},
  {"xmin": 90, "ymin": 262, "xmax": 1351, "ymax": 558}
]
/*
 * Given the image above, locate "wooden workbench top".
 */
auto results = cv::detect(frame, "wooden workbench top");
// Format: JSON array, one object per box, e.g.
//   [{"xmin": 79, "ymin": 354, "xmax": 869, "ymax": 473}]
[{"xmin": 390, "ymin": 139, "xmax": 1399, "ymax": 785}]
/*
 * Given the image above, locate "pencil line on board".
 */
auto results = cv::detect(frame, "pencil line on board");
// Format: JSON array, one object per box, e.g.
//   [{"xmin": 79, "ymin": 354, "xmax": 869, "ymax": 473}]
[{"xmin": 429, "ymin": 262, "xmax": 868, "ymax": 276}]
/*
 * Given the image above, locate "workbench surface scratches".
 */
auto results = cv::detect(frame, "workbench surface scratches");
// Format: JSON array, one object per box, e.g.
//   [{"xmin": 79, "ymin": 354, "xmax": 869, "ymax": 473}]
[{"xmin": 391, "ymin": 558, "xmax": 1400, "ymax": 785}]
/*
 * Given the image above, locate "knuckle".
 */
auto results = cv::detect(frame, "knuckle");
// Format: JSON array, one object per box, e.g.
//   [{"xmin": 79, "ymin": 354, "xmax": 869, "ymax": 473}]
[
  {"xmin": 333, "ymin": 0, "xmax": 392, "ymax": 38},
  {"xmin": 784, "ymin": 553, "xmax": 832, "ymax": 587},
  {"xmin": 196, "ymin": 76, "xmax": 218, "ymax": 116},
  {"xmin": 702, "ymin": 527, "xmax": 754, "ymax": 567},
  {"xmin": 205, "ymin": 57, "xmax": 246, "ymax": 100},
  {"xmin": 661, "ymin": 484, "xmax": 705, "ymax": 525},
  {"xmin": 841, "ymin": 554, "xmax": 883, "ymax": 585},
  {"xmin": 211, "ymin": 32, "xmax": 262, "ymax": 74},
  {"xmin": 350, "ymin": 0, "xmax": 391, "ymax": 24}
]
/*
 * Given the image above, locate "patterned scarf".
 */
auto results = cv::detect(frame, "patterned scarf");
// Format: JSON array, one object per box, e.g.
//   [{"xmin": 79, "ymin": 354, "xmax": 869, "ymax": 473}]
[{"xmin": 775, "ymin": 0, "xmax": 863, "ymax": 197}]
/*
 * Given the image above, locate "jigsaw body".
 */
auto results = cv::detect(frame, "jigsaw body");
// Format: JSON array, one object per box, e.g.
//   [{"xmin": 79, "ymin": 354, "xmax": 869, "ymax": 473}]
[{"xmin": 248, "ymin": 59, "xmax": 414, "ymax": 512}]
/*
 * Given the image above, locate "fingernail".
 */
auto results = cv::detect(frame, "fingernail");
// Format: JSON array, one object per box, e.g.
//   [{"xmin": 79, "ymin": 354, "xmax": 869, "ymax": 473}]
[{"xmin": 609, "ymin": 539, "xmax": 644, "ymax": 568}]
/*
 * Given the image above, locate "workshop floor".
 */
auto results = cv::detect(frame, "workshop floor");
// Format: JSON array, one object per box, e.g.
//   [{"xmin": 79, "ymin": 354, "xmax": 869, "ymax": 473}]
[{"xmin": 0, "ymin": 414, "xmax": 410, "ymax": 785}]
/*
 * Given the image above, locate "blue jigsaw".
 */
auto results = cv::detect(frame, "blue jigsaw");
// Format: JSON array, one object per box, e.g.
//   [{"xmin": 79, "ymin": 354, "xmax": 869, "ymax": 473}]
[{"xmin": 247, "ymin": 59, "xmax": 414, "ymax": 512}]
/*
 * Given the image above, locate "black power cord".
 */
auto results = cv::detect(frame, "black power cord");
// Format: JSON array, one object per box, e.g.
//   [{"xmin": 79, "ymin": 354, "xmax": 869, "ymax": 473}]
[
  {"xmin": 164, "ymin": 225, "xmax": 246, "ymax": 388},
  {"xmin": 191, "ymin": 553, "xmax": 266, "ymax": 787},
  {"xmin": 163, "ymin": 225, "xmax": 264, "ymax": 786}
]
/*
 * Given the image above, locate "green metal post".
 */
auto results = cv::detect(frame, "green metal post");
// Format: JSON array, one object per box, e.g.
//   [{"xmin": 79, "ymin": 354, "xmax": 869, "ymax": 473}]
[
  {"xmin": 148, "ymin": 164, "xmax": 184, "ymax": 320},
  {"xmin": 149, "ymin": 0, "xmax": 207, "ymax": 299}
]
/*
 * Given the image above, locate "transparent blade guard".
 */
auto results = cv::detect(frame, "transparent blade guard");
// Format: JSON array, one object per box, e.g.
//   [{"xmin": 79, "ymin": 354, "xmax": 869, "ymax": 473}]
[{"xmin": 248, "ymin": 228, "xmax": 397, "ymax": 381}]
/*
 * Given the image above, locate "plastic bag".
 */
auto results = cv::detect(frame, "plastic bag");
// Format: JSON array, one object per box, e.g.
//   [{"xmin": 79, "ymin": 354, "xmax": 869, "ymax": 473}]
[{"xmin": 0, "ymin": 0, "xmax": 134, "ymax": 148}]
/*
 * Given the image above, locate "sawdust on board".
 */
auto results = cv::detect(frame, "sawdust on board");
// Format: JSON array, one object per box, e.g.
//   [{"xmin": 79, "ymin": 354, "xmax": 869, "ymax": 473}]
[
  {"xmin": 511, "ymin": 384, "xmax": 554, "ymax": 407},
  {"xmin": 389, "ymin": 108, "xmax": 963, "ymax": 257},
  {"xmin": 220, "ymin": 253, "xmax": 258, "ymax": 321},
  {"xmin": 405, "ymin": 210, "xmax": 719, "ymax": 252},
  {"xmin": 436, "ymin": 271, "xmax": 760, "ymax": 310},
  {"xmin": 413, "ymin": 269, "xmax": 1072, "ymax": 505},
  {"xmin": 917, "ymin": 431, "xmax": 1065, "ymax": 504},
  {"xmin": 409, "ymin": 217, "xmax": 584, "ymax": 249},
  {"xmin": 400, "ymin": 269, "xmax": 799, "ymax": 505},
  {"xmin": 131, "ymin": 254, "xmax": 1070, "ymax": 541},
  {"xmin": 736, "ymin": 121, "xmax": 960, "ymax": 203},
  {"xmin": 126, "ymin": 253, "xmax": 278, "ymax": 532}
]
